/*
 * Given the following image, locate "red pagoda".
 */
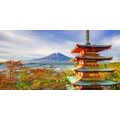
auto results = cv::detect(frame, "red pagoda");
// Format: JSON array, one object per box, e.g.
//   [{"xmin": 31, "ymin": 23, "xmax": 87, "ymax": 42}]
[{"xmin": 67, "ymin": 30, "xmax": 119, "ymax": 90}]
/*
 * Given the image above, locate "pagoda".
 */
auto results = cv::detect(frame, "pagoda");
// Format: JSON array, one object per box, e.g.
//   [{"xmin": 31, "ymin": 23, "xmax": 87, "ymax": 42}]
[{"xmin": 67, "ymin": 30, "xmax": 119, "ymax": 90}]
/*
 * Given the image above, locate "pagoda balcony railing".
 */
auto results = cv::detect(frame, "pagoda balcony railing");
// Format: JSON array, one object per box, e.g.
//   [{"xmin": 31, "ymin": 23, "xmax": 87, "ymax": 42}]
[
  {"xmin": 75, "ymin": 67, "xmax": 115, "ymax": 72},
  {"xmin": 75, "ymin": 75, "xmax": 105, "ymax": 80},
  {"xmin": 76, "ymin": 55, "xmax": 113, "ymax": 59},
  {"xmin": 78, "ymin": 63, "xmax": 99, "ymax": 67}
]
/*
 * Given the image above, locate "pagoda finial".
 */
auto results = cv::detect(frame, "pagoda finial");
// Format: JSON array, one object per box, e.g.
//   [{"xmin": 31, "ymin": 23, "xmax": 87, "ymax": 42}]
[{"xmin": 86, "ymin": 30, "xmax": 91, "ymax": 45}]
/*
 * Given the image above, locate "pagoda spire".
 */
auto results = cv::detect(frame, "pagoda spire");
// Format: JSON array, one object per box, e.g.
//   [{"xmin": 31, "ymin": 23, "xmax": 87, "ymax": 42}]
[{"xmin": 86, "ymin": 30, "xmax": 91, "ymax": 45}]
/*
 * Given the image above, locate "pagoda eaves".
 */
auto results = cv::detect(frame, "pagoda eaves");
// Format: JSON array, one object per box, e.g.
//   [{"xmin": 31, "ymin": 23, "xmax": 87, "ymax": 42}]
[
  {"xmin": 75, "ymin": 68, "xmax": 115, "ymax": 72},
  {"xmin": 71, "ymin": 44, "xmax": 112, "ymax": 53},
  {"xmin": 72, "ymin": 56, "xmax": 113, "ymax": 61},
  {"xmin": 72, "ymin": 80, "xmax": 118, "ymax": 86}
]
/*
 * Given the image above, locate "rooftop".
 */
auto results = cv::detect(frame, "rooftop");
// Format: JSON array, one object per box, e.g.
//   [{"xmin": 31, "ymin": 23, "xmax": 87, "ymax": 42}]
[
  {"xmin": 73, "ymin": 80, "xmax": 119, "ymax": 86},
  {"xmin": 75, "ymin": 68, "xmax": 114, "ymax": 72},
  {"xmin": 73, "ymin": 56, "xmax": 113, "ymax": 61},
  {"xmin": 76, "ymin": 44, "xmax": 112, "ymax": 48},
  {"xmin": 71, "ymin": 44, "xmax": 112, "ymax": 53},
  {"xmin": 67, "ymin": 76, "xmax": 119, "ymax": 86}
]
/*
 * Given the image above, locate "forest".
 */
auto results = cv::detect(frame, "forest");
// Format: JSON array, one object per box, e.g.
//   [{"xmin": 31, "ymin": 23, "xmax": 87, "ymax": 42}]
[{"xmin": 0, "ymin": 60, "xmax": 120, "ymax": 90}]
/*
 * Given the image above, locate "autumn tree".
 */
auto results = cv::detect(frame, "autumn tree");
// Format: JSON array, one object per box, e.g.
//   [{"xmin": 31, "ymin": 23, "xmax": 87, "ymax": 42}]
[{"xmin": 3, "ymin": 60, "xmax": 22, "ymax": 88}]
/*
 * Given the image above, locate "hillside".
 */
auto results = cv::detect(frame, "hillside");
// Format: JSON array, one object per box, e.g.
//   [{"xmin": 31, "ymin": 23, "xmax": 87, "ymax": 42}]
[{"xmin": 28, "ymin": 53, "xmax": 72, "ymax": 64}]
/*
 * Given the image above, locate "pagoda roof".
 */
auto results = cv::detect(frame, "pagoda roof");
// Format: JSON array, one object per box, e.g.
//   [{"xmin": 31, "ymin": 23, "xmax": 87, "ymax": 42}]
[
  {"xmin": 76, "ymin": 44, "xmax": 111, "ymax": 48},
  {"xmin": 72, "ymin": 44, "xmax": 111, "ymax": 53},
  {"xmin": 72, "ymin": 56, "xmax": 113, "ymax": 61},
  {"xmin": 67, "ymin": 76, "xmax": 80, "ymax": 84},
  {"xmin": 75, "ymin": 68, "xmax": 114, "ymax": 72},
  {"xmin": 67, "ymin": 76, "xmax": 119, "ymax": 86},
  {"xmin": 73, "ymin": 80, "xmax": 119, "ymax": 86}
]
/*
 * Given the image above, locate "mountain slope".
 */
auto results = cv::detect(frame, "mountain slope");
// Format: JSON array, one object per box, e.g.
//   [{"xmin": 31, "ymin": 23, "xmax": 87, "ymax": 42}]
[{"xmin": 28, "ymin": 53, "xmax": 71, "ymax": 64}]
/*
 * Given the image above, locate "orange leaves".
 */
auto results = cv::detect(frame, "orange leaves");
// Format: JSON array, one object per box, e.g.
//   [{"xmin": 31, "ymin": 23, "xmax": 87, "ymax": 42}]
[
  {"xmin": 4, "ymin": 60, "xmax": 22, "ymax": 69},
  {"xmin": 0, "ymin": 60, "xmax": 73, "ymax": 90}
]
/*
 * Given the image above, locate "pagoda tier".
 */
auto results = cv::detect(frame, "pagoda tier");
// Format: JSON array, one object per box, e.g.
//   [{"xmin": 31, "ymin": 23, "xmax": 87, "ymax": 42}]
[
  {"xmin": 71, "ymin": 76, "xmax": 118, "ymax": 86},
  {"xmin": 71, "ymin": 44, "xmax": 111, "ymax": 53},
  {"xmin": 67, "ymin": 76, "xmax": 118, "ymax": 85},
  {"xmin": 74, "ymin": 68, "xmax": 114, "ymax": 80},
  {"xmin": 73, "ymin": 80, "xmax": 118, "ymax": 86},
  {"xmin": 72, "ymin": 56, "xmax": 113, "ymax": 61},
  {"xmin": 75, "ymin": 68, "xmax": 114, "ymax": 72}
]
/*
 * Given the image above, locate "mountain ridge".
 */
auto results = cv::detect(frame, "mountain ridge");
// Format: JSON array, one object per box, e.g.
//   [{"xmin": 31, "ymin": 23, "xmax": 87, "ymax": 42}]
[{"xmin": 27, "ymin": 53, "xmax": 71, "ymax": 64}]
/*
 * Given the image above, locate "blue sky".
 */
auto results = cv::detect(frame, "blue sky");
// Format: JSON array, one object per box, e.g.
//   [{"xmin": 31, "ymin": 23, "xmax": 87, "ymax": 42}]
[{"xmin": 0, "ymin": 30, "xmax": 120, "ymax": 61}]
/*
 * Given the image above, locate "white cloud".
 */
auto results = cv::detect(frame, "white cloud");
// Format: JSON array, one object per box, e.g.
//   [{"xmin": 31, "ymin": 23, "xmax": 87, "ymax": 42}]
[
  {"xmin": 0, "ymin": 30, "xmax": 119, "ymax": 61},
  {"xmin": 0, "ymin": 30, "xmax": 77, "ymax": 60},
  {"xmin": 102, "ymin": 35, "xmax": 120, "ymax": 57}
]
